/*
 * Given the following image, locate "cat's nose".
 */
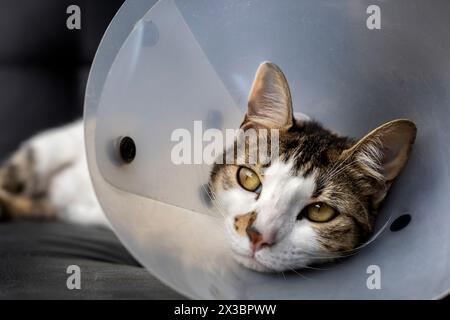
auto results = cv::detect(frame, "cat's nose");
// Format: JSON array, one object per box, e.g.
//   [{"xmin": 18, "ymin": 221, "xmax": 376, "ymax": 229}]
[{"xmin": 246, "ymin": 226, "xmax": 275, "ymax": 251}]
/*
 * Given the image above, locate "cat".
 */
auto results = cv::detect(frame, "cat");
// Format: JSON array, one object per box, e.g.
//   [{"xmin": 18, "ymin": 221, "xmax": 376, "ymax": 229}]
[
  {"xmin": 0, "ymin": 61, "xmax": 416, "ymax": 273},
  {"xmin": 209, "ymin": 62, "xmax": 416, "ymax": 272}
]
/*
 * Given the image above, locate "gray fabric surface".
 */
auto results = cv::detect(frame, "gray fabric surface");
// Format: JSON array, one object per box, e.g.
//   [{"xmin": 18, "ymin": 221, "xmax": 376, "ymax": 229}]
[{"xmin": 0, "ymin": 221, "xmax": 185, "ymax": 299}]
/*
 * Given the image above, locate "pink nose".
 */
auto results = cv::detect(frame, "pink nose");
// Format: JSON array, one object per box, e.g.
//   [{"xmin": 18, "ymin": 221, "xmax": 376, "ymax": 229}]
[{"xmin": 246, "ymin": 226, "xmax": 275, "ymax": 251}]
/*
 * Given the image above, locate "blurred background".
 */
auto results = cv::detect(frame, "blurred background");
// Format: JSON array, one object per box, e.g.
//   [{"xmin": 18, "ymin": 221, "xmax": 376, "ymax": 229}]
[
  {"xmin": 0, "ymin": 0, "xmax": 125, "ymax": 157},
  {"xmin": 0, "ymin": 0, "xmax": 184, "ymax": 299}
]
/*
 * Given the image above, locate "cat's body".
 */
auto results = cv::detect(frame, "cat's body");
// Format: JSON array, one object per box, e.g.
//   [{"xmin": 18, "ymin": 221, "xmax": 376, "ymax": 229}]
[
  {"xmin": 0, "ymin": 62, "xmax": 416, "ymax": 273},
  {"xmin": 0, "ymin": 121, "xmax": 108, "ymax": 226}
]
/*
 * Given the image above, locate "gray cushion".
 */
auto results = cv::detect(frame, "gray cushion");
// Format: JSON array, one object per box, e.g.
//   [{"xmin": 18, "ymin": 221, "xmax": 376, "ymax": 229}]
[{"xmin": 0, "ymin": 222, "xmax": 185, "ymax": 299}]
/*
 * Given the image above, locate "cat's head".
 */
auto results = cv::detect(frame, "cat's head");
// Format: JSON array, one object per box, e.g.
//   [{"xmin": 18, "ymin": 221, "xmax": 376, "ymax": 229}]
[{"xmin": 209, "ymin": 62, "xmax": 416, "ymax": 272}]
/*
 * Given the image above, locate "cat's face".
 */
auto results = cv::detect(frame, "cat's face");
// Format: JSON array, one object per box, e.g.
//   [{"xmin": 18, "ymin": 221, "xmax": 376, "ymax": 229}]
[{"xmin": 210, "ymin": 62, "xmax": 416, "ymax": 272}]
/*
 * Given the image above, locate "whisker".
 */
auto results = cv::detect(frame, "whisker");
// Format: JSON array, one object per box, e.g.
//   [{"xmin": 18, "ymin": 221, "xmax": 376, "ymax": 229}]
[
  {"xmin": 287, "ymin": 267, "xmax": 311, "ymax": 280},
  {"xmin": 301, "ymin": 264, "xmax": 332, "ymax": 271},
  {"xmin": 206, "ymin": 186, "xmax": 228, "ymax": 219}
]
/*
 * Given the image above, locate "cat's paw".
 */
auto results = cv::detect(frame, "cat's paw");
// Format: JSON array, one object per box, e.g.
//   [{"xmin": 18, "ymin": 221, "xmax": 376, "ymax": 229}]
[
  {"xmin": 0, "ymin": 145, "xmax": 40, "ymax": 197},
  {"xmin": 0, "ymin": 188, "xmax": 57, "ymax": 221}
]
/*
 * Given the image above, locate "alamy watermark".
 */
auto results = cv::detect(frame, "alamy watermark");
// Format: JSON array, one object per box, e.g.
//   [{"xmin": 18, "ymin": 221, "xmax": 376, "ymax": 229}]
[
  {"xmin": 66, "ymin": 265, "xmax": 81, "ymax": 290},
  {"xmin": 366, "ymin": 264, "xmax": 381, "ymax": 290},
  {"xmin": 170, "ymin": 121, "xmax": 280, "ymax": 166},
  {"xmin": 66, "ymin": 5, "xmax": 81, "ymax": 30},
  {"xmin": 366, "ymin": 5, "xmax": 381, "ymax": 30}
]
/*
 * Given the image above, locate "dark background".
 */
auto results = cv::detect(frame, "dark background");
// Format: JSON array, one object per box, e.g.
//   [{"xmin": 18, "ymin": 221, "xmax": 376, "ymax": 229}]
[
  {"xmin": 0, "ymin": 0, "xmax": 447, "ymax": 301},
  {"xmin": 0, "ymin": 0, "xmax": 125, "ymax": 157},
  {"xmin": 0, "ymin": 0, "xmax": 184, "ymax": 300}
]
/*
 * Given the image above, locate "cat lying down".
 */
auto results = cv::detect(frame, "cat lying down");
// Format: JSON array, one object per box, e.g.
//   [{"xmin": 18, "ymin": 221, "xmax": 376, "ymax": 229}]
[
  {"xmin": 209, "ymin": 62, "xmax": 416, "ymax": 272},
  {"xmin": 0, "ymin": 62, "xmax": 416, "ymax": 272}
]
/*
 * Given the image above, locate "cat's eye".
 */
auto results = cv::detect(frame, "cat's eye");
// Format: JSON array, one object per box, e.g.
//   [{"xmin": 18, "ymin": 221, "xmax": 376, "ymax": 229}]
[
  {"xmin": 300, "ymin": 203, "xmax": 338, "ymax": 223},
  {"xmin": 237, "ymin": 167, "xmax": 261, "ymax": 192}
]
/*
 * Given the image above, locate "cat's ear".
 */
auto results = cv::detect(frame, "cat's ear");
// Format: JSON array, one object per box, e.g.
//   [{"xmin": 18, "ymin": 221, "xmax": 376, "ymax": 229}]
[
  {"xmin": 241, "ymin": 62, "xmax": 294, "ymax": 130},
  {"xmin": 343, "ymin": 119, "xmax": 417, "ymax": 205}
]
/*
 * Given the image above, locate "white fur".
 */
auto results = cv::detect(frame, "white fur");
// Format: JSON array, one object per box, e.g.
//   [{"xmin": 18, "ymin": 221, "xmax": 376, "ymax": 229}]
[
  {"xmin": 217, "ymin": 160, "xmax": 328, "ymax": 272},
  {"xmin": 24, "ymin": 120, "xmax": 108, "ymax": 226}
]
